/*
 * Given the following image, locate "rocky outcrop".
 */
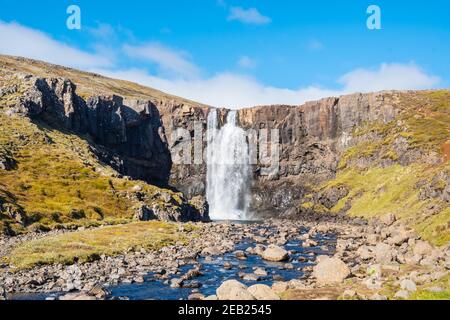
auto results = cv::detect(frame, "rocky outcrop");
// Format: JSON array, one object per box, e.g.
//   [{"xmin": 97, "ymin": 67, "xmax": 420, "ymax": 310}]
[
  {"xmin": 157, "ymin": 91, "xmax": 401, "ymax": 216},
  {"xmin": 2, "ymin": 64, "xmax": 447, "ymax": 223},
  {"xmin": 17, "ymin": 77, "xmax": 172, "ymax": 186},
  {"xmin": 1, "ymin": 76, "xmax": 209, "ymax": 224}
]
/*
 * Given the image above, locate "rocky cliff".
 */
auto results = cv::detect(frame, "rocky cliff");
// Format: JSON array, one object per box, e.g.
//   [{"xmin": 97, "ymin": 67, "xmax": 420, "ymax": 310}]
[{"xmin": 0, "ymin": 55, "xmax": 449, "ymax": 245}]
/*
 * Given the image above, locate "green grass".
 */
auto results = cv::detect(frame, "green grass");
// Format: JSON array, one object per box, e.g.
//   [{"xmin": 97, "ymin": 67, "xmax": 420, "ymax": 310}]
[
  {"xmin": 7, "ymin": 221, "xmax": 197, "ymax": 269},
  {"xmin": 410, "ymin": 274, "xmax": 450, "ymax": 300},
  {"xmin": 0, "ymin": 113, "xmax": 186, "ymax": 234},
  {"xmin": 325, "ymin": 90, "xmax": 450, "ymax": 246},
  {"xmin": 321, "ymin": 163, "xmax": 450, "ymax": 246}
]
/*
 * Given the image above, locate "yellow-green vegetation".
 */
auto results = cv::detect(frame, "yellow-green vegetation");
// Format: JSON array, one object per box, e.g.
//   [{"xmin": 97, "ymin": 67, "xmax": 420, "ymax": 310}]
[
  {"xmin": 322, "ymin": 90, "xmax": 450, "ymax": 246},
  {"xmin": 0, "ymin": 112, "xmax": 184, "ymax": 234},
  {"xmin": 401, "ymin": 91, "xmax": 450, "ymax": 151},
  {"xmin": 339, "ymin": 91, "xmax": 450, "ymax": 170},
  {"xmin": 322, "ymin": 163, "xmax": 450, "ymax": 246},
  {"xmin": 7, "ymin": 221, "xmax": 197, "ymax": 269},
  {"xmin": 0, "ymin": 55, "xmax": 208, "ymax": 108}
]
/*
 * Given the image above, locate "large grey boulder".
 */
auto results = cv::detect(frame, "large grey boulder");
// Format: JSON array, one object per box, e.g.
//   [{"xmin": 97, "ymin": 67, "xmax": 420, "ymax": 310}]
[
  {"xmin": 216, "ymin": 280, "xmax": 255, "ymax": 300},
  {"xmin": 413, "ymin": 240, "xmax": 433, "ymax": 256},
  {"xmin": 373, "ymin": 243, "xmax": 394, "ymax": 264},
  {"xmin": 260, "ymin": 245, "xmax": 289, "ymax": 262},
  {"xmin": 312, "ymin": 257, "xmax": 350, "ymax": 285},
  {"xmin": 248, "ymin": 284, "xmax": 280, "ymax": 300}
]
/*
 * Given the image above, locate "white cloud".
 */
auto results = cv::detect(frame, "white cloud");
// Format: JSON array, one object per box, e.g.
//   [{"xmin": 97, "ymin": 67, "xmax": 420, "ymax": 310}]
[
  {"xmin": 238, "ymin": 56, "xmax": 256, "ymax": 69},
  {"xmin": 227, "ymin": 7, "xmax": 272, "ymax": 25},
  {"xmin": 0, "ymin": 21, "xmax": 441, "ymax": 109},
  {"xmin": 123, "ymin": 43, "xmax": 200, "ymax": 79},
  {"xmin": 93, "ymin": 63, "xmax": 440, "ymax": 109},
  {"xmin": 339, "ymin": 63, "xmax": 440, "ymax": 92},
  {"xmin": 87, "ymin": 23, "xmax": 115, "ymax": 40},
  {"xmin": 0, "ymin": 20, "xmax": 112, "ymax": 69}
]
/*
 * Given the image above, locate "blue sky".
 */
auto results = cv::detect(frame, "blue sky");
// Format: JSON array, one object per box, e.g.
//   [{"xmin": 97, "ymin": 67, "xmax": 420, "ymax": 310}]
[{"xmin": 0, "ymin": 0, "xmax": 449, "ymax": 107}]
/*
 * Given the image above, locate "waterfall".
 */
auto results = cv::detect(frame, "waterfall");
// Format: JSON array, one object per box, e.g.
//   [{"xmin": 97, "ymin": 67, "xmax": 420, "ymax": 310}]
[{"xmin": 206, "ymin": 109, "xmax": 251, "ymax": 220}]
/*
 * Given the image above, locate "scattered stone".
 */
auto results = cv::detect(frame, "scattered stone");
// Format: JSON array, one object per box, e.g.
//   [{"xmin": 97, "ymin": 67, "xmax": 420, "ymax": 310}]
[
  {"xmin": 247, "ymin": 284, "xmax": 280, "ymax": 300},
  {"xmin": 413, "ymin": 241, "xmax": 433, "ymax": 256},
  {"xmin": 370, "ymin": 293, "xmax": 387, "ymax": 300},
  {"xmin": 381, "ymin": 213, "xmax": 396, "ymax": 226},
  {"xmin": 373, "ymin": 243, "xmax": 393, "ymax": 264},
  {"xmin": 216, "ymin": 280, "xmax": 255, "ymax": 300},
  {"xmin": 394, "ymin": 290, "xmax": 410, "ymax": 299},
  {"xmin": 261, "ymin": 245, "xmax": 289, "ymax": 262},
  {"xmin": 342, "ymin": 290, "xmax": 356, "ymax": 299},
  {"xmin": 271, "ymin": 282, "xmax": 289, "ymax": 294},
  {"xmin": 283, "ymin": 263, "xmax": 295, "ymax": 270},
  {"xmin": 253, "ymin": 267, "xmax": 268, "ymax": 276},
  {"xmin": 400, "ymin": 279, "xmax": 417, "ymax": 292},
  {"xmin": 234, "ymin": 250, "xmax": 247, "ymax": 260},
  {"xmin": 170, "ymin": 278, "xmax": 183, "ymax": 288},
  {"xmin": 356, "ymin": 246, "xmax": 372, "ymax": 260},
  {"xmin": 58, "ymin": 291, "xmax": 97, "ymax": 300},
  {"xmin": 88, "ymin": 284, "xmax": 109, "ymax": 299},
  {"xmin": 312, "ymin": 257, "xmax": 350, "ymax": 285},
  {"xmin": 241, "ymin": 273, "xmax": 260, "ymax": 282},
  {"xmin": 188, "ymin": 293, "xmax": 205, "ymax": 300},
  {"xmin": 223, "ymin": 262, "xmax": 232, "ymax": 270},
  {"xmin": 201, "ymin": 246, "xmax": 223, "ymax": 256}
]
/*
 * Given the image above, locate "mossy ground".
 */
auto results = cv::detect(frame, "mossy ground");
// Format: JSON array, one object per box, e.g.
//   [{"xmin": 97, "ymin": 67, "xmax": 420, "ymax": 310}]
[
  {"xmin": 6, "ymin": 221, "xmax": 198, "ymax": 269},
  {"xmin": 318, "ymin": 91, "xmax": 450, "ymax": 246},
  {"xmin": 0, "ymin": 112, "xmax": 183, "ymax": 234}
]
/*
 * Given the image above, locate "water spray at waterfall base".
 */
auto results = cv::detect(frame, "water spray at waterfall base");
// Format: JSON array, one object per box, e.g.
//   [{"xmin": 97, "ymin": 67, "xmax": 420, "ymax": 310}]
[{"xmin": 206, "ymin": 110, "xmax": 252, "ymax": 220}]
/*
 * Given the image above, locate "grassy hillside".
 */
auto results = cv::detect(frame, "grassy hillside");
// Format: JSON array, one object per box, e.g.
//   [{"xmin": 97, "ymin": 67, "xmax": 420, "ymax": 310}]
[
  {"xmin": 0, "ymin": 112, "xmax": 188, "ymax": 235},
  {"xmin": 0, "ymin": 54, "xmax": 208, "ymax": 108},
  {"xmin": 313, "ymin": 90, "xmax": 450, "ymax": 245}
]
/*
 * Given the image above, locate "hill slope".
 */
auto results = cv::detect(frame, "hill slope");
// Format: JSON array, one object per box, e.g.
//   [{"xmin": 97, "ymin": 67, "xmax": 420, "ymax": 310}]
[{"xmin": 0, "ymin": 55, "xmax": 449, "ymax": 247}]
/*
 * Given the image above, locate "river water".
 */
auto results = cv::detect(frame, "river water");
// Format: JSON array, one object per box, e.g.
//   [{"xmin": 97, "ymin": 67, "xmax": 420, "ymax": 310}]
[{"xmin": 11, "ymin": 223, "xmax": 336, "ymax": 300}]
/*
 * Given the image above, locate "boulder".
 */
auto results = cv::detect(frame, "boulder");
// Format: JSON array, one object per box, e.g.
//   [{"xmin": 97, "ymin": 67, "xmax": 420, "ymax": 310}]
[
  {"xmin": 394, "ymin": 290, "xmax": 410, "ymax": 299},
  {"xmin": 188, "ymin": 293, "xmax": 205, "ymax": 300},
  {"xmin": 271, "ymin": 282, "xmax": 289, "ymax": 294},
  {"xmin": 373, "ymin": 243, "xmax": 394, "ymax": 264},
  {"xmin": 253, "ymin": 267, "xmax": 268, "ymax": 276},
  {"xmin": 260, "ymin": 245, "xmax": 289, "ymax": 262},
  {"xmin": 413, "ymin": 241, "xmax": 433, "ymax": 256},
  {"xmin": 216, "ymin": 280, "xmax": 255, "ymax": 300},
  {"xmin": 400, "ymin": 279, "xmax": 417, "ymax": 292},
  {"xmin": 381, "ymin": 213, "xmax": 396, "ymax": 226},
  {"xmin": 234, "ymin": 250, "xmax": 247, "ymax": 260},
  {"xmin": 312, "ymin": 257, "xmax": 350, "ymax": 285},
  {"xmin": 58, "ymin": 292, "xmax": 97, "ymax": 300},
  {"xmin": 247, "ymin": 284, "xmax": 280, "ymax": 300},
  {"xmin": 0, "ymin": 286, "xmax": 6, "ymax": 300},
  {"xmin": 201, "ymin": 246, "xmax": 223, "ymax": 256}
]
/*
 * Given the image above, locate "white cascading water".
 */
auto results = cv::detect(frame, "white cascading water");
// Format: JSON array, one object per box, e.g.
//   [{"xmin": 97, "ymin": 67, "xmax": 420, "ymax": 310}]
[{"xmin": 206, "ymin": 109, "xmax": 251, "ymax": 220}]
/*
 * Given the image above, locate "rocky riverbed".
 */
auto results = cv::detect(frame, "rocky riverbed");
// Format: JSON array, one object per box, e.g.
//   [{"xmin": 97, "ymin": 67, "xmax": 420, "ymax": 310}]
[{"xmin": 0, "ymin": 214, "xmax": 449, "ymax": 300}]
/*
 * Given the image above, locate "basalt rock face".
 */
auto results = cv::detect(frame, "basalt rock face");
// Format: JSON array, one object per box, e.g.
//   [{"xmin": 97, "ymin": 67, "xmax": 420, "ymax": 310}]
[
  {"xmin": 17, "ymin": 77, "xmax": 172, "ymax": 186},
  {"xmin": 235, "ymin": 92, "xmax": 398, "ymax": 215},
  {"xmin": 161, "ymin": 92, "xmax": 399, "ymax": 216},
  {"xmin": 159, "ymin": 104, "xmax": 231, "ymax": 198},
  {"xmin": 9, "ymin": 76, "xmax": 407, "ymax": 218}
]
